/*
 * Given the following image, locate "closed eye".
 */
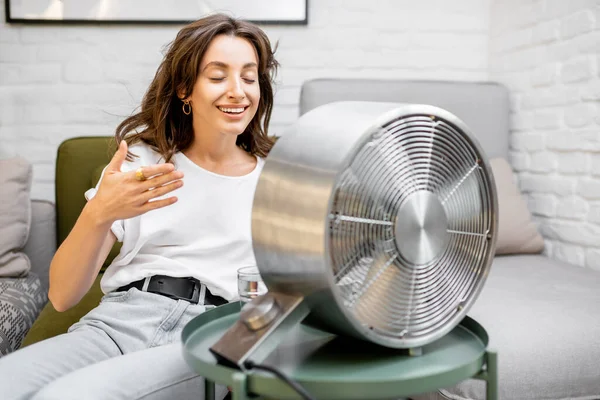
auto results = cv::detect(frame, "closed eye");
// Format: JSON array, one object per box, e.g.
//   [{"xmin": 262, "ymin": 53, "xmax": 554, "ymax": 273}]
[{"xmin": 209, "ymin": 77, "xmax": 256, "ymax": 83}]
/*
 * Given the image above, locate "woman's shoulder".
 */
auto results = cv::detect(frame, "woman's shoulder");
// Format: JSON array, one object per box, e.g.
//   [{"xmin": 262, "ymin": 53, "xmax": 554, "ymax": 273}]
[{"xmin": 256, "ymin": 155, "xmax": 266, "ymax": 169}]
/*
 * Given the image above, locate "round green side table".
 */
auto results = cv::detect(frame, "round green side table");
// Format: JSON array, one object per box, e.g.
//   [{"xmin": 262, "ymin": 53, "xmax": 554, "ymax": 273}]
[{"xmin": 182, "ymin": 302, "xmax": 497, "ymax": 400}]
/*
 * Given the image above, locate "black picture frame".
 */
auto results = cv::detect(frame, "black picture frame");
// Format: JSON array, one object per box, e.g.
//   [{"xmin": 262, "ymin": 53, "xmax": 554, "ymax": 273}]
[{"xmin": 4, "ymin": 0, "xmax": 308, "ymax": 25}]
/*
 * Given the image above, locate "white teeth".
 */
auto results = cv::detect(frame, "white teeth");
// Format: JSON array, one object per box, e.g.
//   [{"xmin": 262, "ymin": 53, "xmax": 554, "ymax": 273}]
[{"xmin": 218, "ymin": 106, "xmax": 245, "ymax": 114}]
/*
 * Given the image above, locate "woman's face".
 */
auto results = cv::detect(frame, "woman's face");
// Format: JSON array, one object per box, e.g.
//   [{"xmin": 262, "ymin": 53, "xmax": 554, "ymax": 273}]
[{"xmin": 187, "ymin": 34, "xmax": 260, "ymax": 138}]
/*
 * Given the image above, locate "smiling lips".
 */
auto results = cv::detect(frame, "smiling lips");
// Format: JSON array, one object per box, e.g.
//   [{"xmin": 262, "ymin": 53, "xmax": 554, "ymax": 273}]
[{"xmin": 217, "ymin": 105, "xmax": 248, "ymax": 115}]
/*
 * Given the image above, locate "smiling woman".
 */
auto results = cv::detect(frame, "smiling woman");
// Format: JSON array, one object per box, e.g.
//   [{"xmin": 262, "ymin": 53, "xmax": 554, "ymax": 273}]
[
  {"xmin": 116, "ymin": 14, "xmax": 278, "ymax": 165},
  {"xmin": 183, "ymin": 35, "xmax": 262, "ymax": 165},
  {"xmin": 0, "ymin": 13, "xmax": 279, "ymax": 400}
]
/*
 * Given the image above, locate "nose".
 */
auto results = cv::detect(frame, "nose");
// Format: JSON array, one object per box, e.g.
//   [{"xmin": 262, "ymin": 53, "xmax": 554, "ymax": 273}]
[{"xmin": 227, "ymin": 77, "xmax": 245, "ymax": 100}]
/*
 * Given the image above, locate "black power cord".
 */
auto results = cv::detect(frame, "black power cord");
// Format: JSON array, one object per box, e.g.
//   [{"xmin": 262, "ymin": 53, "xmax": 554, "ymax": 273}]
[{"xmin": 243, "ymin": 360, "xmax": 317, "ymax": 400}]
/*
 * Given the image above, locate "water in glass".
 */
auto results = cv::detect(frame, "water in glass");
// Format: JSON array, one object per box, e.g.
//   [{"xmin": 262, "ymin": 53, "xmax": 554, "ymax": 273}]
[{"xmin": 237, "ymin": 266, "xmax": 267, "ymax": 303}]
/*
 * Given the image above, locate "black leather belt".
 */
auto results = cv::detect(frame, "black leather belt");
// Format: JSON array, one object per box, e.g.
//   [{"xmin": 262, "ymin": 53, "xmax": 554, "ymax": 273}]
[{"xmin": 115, "ymin": 275, "xmax": 227, "ymax": 306}]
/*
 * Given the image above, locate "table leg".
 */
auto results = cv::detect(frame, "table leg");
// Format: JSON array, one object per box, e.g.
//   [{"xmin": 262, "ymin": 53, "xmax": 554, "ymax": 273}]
[
  {"xmin": 486, "ymin": 350, "xmax": 498, "ymax": 400},
  {"xmin": 231, "ymin": 372, "xmax": 249, "ymax": 400},
  {"xmin": 204, "ymin": 379, "xmax": 216, "ymax": 400}
]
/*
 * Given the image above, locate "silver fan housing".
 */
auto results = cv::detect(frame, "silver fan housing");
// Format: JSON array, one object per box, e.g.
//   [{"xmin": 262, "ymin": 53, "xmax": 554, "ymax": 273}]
[{"xmin": 252, "ymin": 101, "xmax": 498, "ymax": 348}]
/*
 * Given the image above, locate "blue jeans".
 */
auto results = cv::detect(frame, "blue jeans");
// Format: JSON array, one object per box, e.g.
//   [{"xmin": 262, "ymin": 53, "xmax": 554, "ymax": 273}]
[{"xmin": 0, "ymin": 287, "xmax": 228, "ymax": 400}]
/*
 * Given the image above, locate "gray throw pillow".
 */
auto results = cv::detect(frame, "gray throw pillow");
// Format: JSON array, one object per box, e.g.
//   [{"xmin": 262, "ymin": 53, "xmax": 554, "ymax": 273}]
[
  {"xmin": 0, "ymin": 157, "xmax": 32, "ymax": 277},
  {"xmin": 489, "ymin": 157, "xmax": 545, "ymax": 255}
]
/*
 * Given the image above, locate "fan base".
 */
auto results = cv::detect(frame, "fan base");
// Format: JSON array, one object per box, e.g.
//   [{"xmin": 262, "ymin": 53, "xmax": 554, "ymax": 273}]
[{"xmin": 210, "ymin": 292, "xmax": 309, "ymax": 369}]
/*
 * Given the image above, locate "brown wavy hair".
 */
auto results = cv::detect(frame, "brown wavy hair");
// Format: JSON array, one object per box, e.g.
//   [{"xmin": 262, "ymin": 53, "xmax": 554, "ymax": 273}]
[{"xmin": 115, "ymin": 13, "xmax": 279, "ymax": 162}]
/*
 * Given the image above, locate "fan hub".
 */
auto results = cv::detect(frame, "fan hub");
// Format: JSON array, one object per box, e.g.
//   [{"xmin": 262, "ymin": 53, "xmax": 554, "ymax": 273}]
[{"xmin": 394, "ymin": 191, "xmax": 449, "ymax": 265}]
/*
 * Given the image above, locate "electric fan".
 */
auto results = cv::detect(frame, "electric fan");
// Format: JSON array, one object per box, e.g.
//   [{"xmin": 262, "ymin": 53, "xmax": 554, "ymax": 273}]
[{"xmin": 211, "ymin": 101, "xmax": 498, "ymax": 368}]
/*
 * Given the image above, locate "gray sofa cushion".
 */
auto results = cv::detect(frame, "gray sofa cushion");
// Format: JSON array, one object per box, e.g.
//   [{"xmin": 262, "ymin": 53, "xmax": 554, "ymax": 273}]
[
  {"xmin": 412, "ymin": 254, "xmax": 600, "ymax": 400},
  {"xmin": 23, "ymin": 200, "xmax": 56, "ymax": 293},
  {"xmin": 0, "ymin": 274, "xmax": 47, "ymax": 356},
  {"xmin": 490, "ymin": 158, "xmax": 544, "ymax": 255},
  {"xmin": 0, "ymin": 157, "xmax": 33, "ymax": 277}
]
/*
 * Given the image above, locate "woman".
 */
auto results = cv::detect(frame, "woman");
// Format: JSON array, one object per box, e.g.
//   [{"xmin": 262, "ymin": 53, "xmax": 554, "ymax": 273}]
[{"xmin": 0, "ymin": 13, "xmax": 278, "ymax": 400}]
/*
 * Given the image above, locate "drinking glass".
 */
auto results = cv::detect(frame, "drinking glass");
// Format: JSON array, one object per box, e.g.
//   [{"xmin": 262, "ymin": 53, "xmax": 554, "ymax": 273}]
[{"xmin": 237, "ymin": 266, "xmax": 268, "ymax": 303}]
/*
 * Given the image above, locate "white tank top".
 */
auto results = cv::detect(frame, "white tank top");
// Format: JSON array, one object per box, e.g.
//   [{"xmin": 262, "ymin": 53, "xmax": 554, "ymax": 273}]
[{"xmin": 85, "ymin": 142, "xmax": 265, "ymax": 300}]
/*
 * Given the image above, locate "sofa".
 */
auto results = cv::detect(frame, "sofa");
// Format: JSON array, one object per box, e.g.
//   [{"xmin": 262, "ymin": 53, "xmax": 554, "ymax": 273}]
[
  {"xmin": 0, "ymin": 138, "xmax": 122, "ymax": 351},
  {"xmin": 4, "ymin": 79, "xmax": 600, "ymax": 400},
  {"xmin": 0, "ymin": 195, "xmax": 54, "ymax": 356}
]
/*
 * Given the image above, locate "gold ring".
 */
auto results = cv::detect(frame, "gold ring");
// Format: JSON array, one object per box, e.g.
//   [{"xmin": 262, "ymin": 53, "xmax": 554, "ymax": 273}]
[{"xmin": 135, "ymin": 167, "xmax": 147, "ymax": 181}]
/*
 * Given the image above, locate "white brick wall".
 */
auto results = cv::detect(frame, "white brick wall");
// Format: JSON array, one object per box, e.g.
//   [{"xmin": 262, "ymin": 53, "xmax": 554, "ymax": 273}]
[
  {"xmin": 0, "ymin": 0, "xmax": 490, "ymax": 201},
  {"xmin": 4, "ymin": 0, "xmax": 598, "ymax": 270},
  {"xmin": 489, "ymin": 0, "xmax": 600, "ymax": 270}
]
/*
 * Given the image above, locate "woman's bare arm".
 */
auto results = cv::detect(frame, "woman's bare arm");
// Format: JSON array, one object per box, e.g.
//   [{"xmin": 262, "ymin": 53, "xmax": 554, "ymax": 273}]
[{"xmin": 48, "ymin": 204, "xmax": 117, "ymax": 311}]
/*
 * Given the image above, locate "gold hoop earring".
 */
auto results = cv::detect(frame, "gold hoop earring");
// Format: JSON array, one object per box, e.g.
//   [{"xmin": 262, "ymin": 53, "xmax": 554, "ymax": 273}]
[{"xmin": 182, "ymin": 100, "xmax": 191, "ymax": 115}]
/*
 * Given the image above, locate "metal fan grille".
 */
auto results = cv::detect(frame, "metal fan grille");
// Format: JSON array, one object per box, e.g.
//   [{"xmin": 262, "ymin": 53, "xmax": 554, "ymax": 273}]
[{"xmin": 329, "ymin": 114, "xmax": 494, "ymax": 341}]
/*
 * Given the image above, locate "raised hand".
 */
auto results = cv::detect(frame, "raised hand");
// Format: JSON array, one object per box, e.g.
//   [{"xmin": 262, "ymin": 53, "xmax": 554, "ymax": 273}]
[{"xmin": 89, "ymin": 141, "xmax": 183, "ymax": 224}]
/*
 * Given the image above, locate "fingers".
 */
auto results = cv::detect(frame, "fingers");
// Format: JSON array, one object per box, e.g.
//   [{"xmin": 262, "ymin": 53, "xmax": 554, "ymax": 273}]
[
  {"xmin": 140, "ymin": 170, "xmax": 184, "ymax": 191},
  {"xmin": 140, "ymin": 179, "xmax": 183, "ymax": 203},
  {"xmin": 106, "ymin": 141, "xmax": 128, "ymax": 172},
  {"xmin": 142, "ymin": 195, "xmax": 178, "ymax": 212},
  {"xmin": 138, "ymin": 178, "xmax": 181, "ymax": 214},
  {"xmin": 131, "ymin": 163, "xmax": 176, "ymax": 181}
]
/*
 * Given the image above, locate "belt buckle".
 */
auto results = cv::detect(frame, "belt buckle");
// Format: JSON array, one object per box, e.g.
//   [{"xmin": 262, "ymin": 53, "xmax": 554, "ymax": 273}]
[
  {"xmin": 190, "ymin": 280, "xmax": 200, "ymax": 304},
  {"xmin": 148, "ymin": 276, "xmax": 200, "ymax": 304},
  {"xmin": 169, "ymin": 278, "xmax": 199, "ymax": 304}
]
